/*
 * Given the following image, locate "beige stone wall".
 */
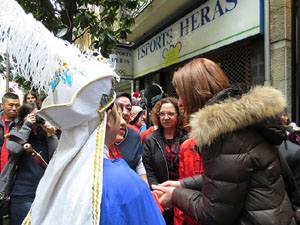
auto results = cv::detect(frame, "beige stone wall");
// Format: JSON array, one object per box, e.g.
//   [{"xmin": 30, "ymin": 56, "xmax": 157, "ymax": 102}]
[
  {"xmin": 270, "ymin": 0, "xmax": 292, "ymax": 111},
  {"xmin": 75, "ymin": 33, "xmax": 91, "ymax": 52}
]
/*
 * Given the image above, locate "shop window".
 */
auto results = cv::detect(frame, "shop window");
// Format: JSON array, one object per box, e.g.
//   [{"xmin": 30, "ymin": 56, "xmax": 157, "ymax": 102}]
[
  {"xmin": 250, "ymin": 39, "xmax": 265, "ymax": 85},
  {"xmin": 204, "ymin": 42, "xmax": 252, "ymax": 85}
]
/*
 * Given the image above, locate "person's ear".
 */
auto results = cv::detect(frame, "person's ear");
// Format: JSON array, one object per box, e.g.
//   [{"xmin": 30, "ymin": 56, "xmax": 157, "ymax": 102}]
[{"xmin": 106, "ymin": 109, "xmax": 112, "ymax": 128}]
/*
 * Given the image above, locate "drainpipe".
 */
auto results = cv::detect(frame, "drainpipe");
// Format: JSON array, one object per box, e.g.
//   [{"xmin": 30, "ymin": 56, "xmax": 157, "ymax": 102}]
[
  {"xmin": 264, "ymin": 0, "xmax": 271, "ymax": 86},
  {"xmin": 5, "ymin": 53, "xmax": 10, "ymax": 92}
]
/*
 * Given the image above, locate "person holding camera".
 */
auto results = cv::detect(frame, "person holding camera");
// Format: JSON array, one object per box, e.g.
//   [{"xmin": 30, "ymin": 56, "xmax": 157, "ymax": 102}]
[{"xmin": 5, "ymin": 103, "xmax": 58, "ymax": 225}]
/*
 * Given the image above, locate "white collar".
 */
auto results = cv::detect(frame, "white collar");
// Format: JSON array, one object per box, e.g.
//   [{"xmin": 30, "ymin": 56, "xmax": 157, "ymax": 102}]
[{"xmin": 103, "ymin": 145, "xmax": 109, "ymax": 159}]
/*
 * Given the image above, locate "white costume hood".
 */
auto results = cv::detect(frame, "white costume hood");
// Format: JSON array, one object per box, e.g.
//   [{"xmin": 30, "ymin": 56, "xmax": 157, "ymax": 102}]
[{"xmin": 0, "ymin": 0, "xmax": 117, "ymax": 224}]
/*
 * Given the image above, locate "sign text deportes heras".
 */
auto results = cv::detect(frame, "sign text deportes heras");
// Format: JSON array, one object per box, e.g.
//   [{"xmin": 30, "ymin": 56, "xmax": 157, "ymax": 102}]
[{"xmin": 137, "ymin": 0, "xmax": 238, "ymax": 60}]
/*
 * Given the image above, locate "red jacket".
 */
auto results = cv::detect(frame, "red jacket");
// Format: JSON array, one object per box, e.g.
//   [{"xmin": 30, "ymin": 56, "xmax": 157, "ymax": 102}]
[
  {"xmin": 126, "ymin": 123, "xmax": 139, "ymax": 132},
  {"xmin": 179, "ymin": 138, "xmax": 203, "ymax": 178},
  {"xmin": 140, "ymin": 126, "xmax": 155, "ymax": 143},
  {"xmin": 174, "ymin": 138, "xmax": 203, "ymax": 225}
]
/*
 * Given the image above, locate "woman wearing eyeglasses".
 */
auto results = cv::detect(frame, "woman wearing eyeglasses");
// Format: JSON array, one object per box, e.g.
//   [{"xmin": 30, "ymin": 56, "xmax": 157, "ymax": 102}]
[{"xmin": 143, "ymin": 97, "xmax": 187, "ymax": 225}]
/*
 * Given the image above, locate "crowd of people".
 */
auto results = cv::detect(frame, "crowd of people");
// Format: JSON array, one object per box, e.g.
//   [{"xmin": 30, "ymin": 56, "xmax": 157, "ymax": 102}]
[
  {"xmin": 0, "ymin": 58, "xmax": 300, "ymax": 225},
  {"xmin": 0, "ymin": 92, "xmax": 58, "ymax": 225},
  {"xmin": 2, "ymin": 0, "xmax": 300, "ymax": 223}
]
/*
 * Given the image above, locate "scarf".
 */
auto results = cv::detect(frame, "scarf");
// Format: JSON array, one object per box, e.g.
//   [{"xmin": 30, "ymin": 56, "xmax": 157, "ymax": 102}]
[{"xmin": 1, "ymin": 113, "xmax": 13, "ymax": 171}]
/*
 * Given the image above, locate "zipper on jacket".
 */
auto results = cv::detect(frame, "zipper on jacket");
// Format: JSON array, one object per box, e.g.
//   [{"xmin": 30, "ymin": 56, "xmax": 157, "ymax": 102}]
[{"xmin": 153, "ymin": 136, "xmax": 169, "ymax": 180}]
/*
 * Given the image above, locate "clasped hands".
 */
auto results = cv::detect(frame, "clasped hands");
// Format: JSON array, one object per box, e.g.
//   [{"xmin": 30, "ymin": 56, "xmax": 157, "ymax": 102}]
[{"xmin": 152, "ymin": 180, "xmax": 181, "ymax": 209}]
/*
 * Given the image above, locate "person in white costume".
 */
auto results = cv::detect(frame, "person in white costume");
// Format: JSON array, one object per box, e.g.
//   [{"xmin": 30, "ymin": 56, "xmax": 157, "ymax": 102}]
[{"xmin": 0, "ymin": 0, "xmax": 166, "ymax": 224}]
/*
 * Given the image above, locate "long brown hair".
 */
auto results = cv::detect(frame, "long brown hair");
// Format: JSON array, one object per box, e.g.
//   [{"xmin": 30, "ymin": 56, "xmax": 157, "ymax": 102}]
[
  {"xmin": 23, "ymin": 91, "xmax": 42, "ymax": 109},
  {"xmin": 172, "ymin": 58, "xmax": 230, "ymax": 115}
]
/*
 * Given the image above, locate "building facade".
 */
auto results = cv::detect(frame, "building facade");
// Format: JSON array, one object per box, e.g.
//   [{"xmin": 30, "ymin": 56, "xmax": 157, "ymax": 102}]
[{"xmin": 109, "ymin": 0, "xmax": 298, "ymax": 123}]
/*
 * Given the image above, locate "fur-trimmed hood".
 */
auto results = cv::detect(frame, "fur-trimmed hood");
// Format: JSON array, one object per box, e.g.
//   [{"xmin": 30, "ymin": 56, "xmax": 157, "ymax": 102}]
[{"xmin": 189, "ymin": 85, "xmax": 287, "ymax": 149}]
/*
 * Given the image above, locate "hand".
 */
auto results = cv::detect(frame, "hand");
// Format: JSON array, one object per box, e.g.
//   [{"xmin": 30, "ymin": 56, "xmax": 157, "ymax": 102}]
[
  {"xmin": 159, "ymin": 180, "xmax": 182, "ymax": 188},
  {"xmin": 152, "ymin": 185, "xmax": 175, "ymax": 209},
  {"xmin": 44, "ymin": 122, "xmax": 57, "ymax": 137},
  {"xmin": 152, "ymin": 190, "xmax": 163, "ymax": 199},
  {"xmin": 25, "ymin": 113, "xmax": 36, "ymax": 124},
  {"xmin": 295, "ymin": 209, "xmax": 300, "ymax": 224}
]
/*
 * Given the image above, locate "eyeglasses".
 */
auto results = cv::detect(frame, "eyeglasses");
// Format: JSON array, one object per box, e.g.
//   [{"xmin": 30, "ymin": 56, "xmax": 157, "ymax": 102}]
[{"xmin": 159, "ymin": 112, "xmax": 177, "ymax": 118}]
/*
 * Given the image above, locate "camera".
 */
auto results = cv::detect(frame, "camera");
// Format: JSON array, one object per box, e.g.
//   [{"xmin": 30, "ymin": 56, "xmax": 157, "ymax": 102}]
[{"xmin": 35, "ymin": 114, "xmax": 45, "ymax": 124}]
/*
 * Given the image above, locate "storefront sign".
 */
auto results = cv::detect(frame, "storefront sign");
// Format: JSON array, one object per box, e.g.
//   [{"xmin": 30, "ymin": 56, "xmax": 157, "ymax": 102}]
[
  {"xmin": 108, "ymin": 48, "xmax": 133, "ymax": 77},
  {"xmin": 133, "ymin": 0, "xmax": 263, "ymax": 78}
]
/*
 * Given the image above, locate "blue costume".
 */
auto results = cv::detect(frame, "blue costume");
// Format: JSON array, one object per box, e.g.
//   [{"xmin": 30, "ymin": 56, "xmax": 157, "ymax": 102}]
[{"xmin": 100, "ymin": 158, "xmax": 165, "ymax": 225}]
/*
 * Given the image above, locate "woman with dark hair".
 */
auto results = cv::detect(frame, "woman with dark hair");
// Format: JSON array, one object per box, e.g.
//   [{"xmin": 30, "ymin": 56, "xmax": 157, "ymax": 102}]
[
  {"xmin": 152, "ymin": 58, "xmax": 297, "ymax": 225},
  {"xmin": 23, "ymin": 92, "xmax": 58, "ymax": 137},
  {"xmin": 143, "ymin": 97, "xmax": 187, "ymax": 225},
  {"xmin": 5, "ymin": 103, "xmax": 58, "ymax": 225},
  {"xmin": 23, "ymin": 92, "xmax": 42, "ymax": 109}
]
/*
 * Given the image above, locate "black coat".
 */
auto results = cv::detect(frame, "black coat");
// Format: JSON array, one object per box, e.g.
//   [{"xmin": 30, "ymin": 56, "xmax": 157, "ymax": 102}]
[
  {"xmin": 172, "ymin": 85, "xmax": 296, "ymax": 225},
  {"xmin": 280, "ymin": 140, "xmax": 300, "ymax": 193},
  {"xmin": 143, "ymin": 128, "xmax": 187, "ymax": 187}
]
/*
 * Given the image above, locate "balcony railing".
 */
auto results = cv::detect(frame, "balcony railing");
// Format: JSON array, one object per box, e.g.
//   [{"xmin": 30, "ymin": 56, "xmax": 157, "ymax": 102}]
[{"xmin": 132, "ymin": 0, "xmax": 153, "ymax": 18}]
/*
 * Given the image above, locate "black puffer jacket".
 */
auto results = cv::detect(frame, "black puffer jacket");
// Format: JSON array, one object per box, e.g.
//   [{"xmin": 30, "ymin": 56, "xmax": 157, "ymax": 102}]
[
  {"xmin": 143, "ymin": 128, "xmax": 187, "ymax": 187},
  {"xmin": 172, "ymin": 85, "xmax": 297, "ymax": 225}
]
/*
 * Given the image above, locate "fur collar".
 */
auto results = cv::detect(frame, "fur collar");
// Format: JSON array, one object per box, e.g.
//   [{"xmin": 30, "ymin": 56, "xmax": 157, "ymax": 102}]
[{"xmin": 189, "ymin": 86, "xmax": 287, "ymax": 149}]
